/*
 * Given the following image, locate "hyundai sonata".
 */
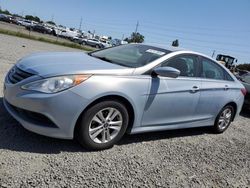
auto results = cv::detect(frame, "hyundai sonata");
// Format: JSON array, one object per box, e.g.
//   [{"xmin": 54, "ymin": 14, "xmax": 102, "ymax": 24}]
[{"xmin": 3, "ymin": 44, "xmax": 246, "ymax": 150}]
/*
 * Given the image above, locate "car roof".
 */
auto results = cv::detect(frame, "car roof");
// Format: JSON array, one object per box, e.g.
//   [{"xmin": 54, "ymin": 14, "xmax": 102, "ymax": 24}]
[{"xmin": 130, "ymin": 43, "xmax": 185, "ymax": 52}]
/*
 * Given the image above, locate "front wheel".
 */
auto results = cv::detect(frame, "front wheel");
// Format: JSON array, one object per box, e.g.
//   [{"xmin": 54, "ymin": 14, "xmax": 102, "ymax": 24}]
[
  {"xmin": 76, "ymin": 100, "xmax": 129, "ymax": 150},
  {"xmin": 213, "ymin": 105, "xmax": 235, "ymax": 133}
]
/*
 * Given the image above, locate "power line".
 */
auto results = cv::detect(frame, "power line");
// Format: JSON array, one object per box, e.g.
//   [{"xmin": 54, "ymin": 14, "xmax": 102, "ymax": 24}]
[
  {"xmin": 142, "ymin": 20, "xmax": 250, "ymax": 33},
  {"xmin": 140, "ymin": 29, "xmax": 250, "ymax": 48},
  {"xmin": 140, "ymin": 24, "xmax": 247, "ymax": 39}
]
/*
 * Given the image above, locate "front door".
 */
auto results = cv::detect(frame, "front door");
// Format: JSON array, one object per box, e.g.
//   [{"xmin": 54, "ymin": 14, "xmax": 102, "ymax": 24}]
[{"xmin": 141, "ymin": 54, "xmax": 202, "ymax": 127}]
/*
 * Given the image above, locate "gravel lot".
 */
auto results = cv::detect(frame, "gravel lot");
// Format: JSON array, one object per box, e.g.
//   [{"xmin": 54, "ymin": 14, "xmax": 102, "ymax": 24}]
[{"xmin": 0, "ymin": 34, "xmax": 249, "ymax": 187}]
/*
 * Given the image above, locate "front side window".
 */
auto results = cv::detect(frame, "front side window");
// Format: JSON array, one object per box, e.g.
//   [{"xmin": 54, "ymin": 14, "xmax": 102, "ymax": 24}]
[
  {"xmin": 90, "ymin": 44, "xmax": 171, "ymax": 68},
  {"xmin": 161, "ymin": 55, "xmax": 199, "ymax": 77}
]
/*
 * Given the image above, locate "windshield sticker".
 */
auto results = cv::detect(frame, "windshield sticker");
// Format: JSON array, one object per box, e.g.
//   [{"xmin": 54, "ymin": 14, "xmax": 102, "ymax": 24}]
[{"xmin": 146, "ymin": 49, "xmax": 165, "ymax": 56}]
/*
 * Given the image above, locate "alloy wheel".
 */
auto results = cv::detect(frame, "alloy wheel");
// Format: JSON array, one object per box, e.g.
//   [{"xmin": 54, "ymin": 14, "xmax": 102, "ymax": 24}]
[
  {"xmin": 88, "ymin": 107, "xmax": 123, "ymax": 144},
  {"xmin": 218, "ymin": 107, "xmax": 232, "ymax": 130}
]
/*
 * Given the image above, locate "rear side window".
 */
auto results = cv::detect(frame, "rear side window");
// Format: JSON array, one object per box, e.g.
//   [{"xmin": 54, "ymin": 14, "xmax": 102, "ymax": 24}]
[
  {"xmin": 161, "ymin": 54, "xmax": 199, "ymax": 77},
  {"xmin": 201, "ymin": 57, "xmax": 233, "ymax": 81}
]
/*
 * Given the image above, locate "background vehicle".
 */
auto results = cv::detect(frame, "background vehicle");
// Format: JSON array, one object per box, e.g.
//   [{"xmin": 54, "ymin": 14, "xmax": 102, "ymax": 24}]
[
  {"xmin": 100, "ymin": 39, "xmax": 112, "ymax": 48},
  {"xmin": 3, "ymin": 44, "xmax": 245, "ymax": 150},
  {"xmin": 26, "ymin": 24, "xmax": 52, "ymax": 34},
  {"xmin": 0, "ymin": 14, "xmax": 14, "ymax": 23},
  {"xmin": 111, "ymin": 38, "xmax": 128, "ymax": 46},
  {"xmin": 71, "ymin": 36, "xmax": 87, "ymax": 44},
  {"xmin": 237, "ymin": 72, "xmax": 250, "ymax": 108},
  {"xmin": 82, "ymin": 38, "xmax": 105, "ymax": 48},
  {"xmin": 216, "ymin": 54, "xmax": 237, "ymax": 70},
  {"xmin": 18, "ymin": 19, "xmax": 36, "ymax": 27},
  {"xmin": 57, "ymin": 28, "xmax": 81, "ymax": 39}
]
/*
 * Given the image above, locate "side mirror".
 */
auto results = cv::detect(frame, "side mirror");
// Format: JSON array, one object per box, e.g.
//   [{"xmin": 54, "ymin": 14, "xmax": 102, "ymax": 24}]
[{"xmin": 152, "ymin": 66, "xmax": 180, "ymax": 78}]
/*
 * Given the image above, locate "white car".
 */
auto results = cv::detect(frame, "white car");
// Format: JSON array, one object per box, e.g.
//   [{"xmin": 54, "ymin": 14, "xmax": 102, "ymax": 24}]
[
  {"xmin": 82, "ymin": 38, "xmax": 105, "ymax": 48},
  {"xmin": 18, "ymin": 20, "xmax": 36, "ymax": 27},
  {"xmin": 57, "ymin": 28, "xmax": 81, "ymax": 39},
  {"xmin": 100, "ymin": 40, "xmax": 112, "ymax": 48}
]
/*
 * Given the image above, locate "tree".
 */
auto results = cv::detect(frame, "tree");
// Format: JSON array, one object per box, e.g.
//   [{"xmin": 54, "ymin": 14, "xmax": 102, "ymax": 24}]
[
  {"xmin": 172, "ymin": 39, "xmax": 179, "ymax": 47},
  {"xmin": 125, "ymin": 32, "xmax": 144, "ymax": 43},
  {"xmin": 0, "ymin": 9, "xmax": 11, "ymax": 15},
  {"xmin": 46, "ymin": 21, "xmax": 56, "ymax": 25},
  {"xmin": 25, "ymin": 15, "xmax": 41, "ymax": 22},
  {"xmin": 12, "ymin": 14, "xmax": 22, "ymax": 18}
]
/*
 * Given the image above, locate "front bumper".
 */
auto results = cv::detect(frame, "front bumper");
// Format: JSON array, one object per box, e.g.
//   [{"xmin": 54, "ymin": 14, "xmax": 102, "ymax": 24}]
[{"xmin": 3, "ymin": 78, "xmax": 89, "ymax": 139}]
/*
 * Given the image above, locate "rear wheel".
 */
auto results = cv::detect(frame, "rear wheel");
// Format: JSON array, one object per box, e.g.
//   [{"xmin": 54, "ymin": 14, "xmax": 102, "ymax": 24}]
[
  {"xmin": 213, "ymin": 105, "xmax": 234, "ymax": 133},
  {"xmin": 76, "ymin": 100, "xmax": 129, "ymax": 150}
]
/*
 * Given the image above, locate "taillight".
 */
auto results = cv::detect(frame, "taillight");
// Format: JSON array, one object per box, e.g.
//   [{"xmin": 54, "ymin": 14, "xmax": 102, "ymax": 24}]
[{"xmin": 241, "ymin": 88, "xmax": 247, "ymax": 96}]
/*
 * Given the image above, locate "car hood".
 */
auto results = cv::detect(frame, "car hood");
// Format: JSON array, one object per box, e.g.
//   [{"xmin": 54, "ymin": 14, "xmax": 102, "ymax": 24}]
[{"xmin": 16, "ymin": 52, "xmax": 134, "ymax": 77}]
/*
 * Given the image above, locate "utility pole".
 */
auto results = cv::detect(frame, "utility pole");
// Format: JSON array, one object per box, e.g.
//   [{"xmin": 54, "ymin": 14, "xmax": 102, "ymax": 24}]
[
  {"xmin": 121, "ymin": 34, "xmax": 124, "ymax": 41},
  {"xmin": 51, "ymin": 14, "xmax": 54, "ymax": 22},
  {"xmin": 135, "ymin": 21, "xmax": 139, "ymax": 34},
  {"xmin": 212, "ymin": 50, "xmax": 216, "ymax": 58},
  {"xmin": 79, "ymin": 17, "xmax": 83, "ymax": 31}
]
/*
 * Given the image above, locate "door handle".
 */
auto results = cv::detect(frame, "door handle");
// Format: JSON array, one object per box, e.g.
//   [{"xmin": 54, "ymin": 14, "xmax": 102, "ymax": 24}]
[
  {"xmin": 224, "ymin": 85, "xmax": 229, "ymax": 90},
  {"xmin": 191, "ymin": 86, "xmax": 200, "ymax": 93}
]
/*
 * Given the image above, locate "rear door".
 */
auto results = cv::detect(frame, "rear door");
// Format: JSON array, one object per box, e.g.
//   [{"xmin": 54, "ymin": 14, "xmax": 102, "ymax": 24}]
[
  {"xmin": 196, "ymin": 57, "xmax": 235, "ymax": 120},
  {"xmin": 141, "ymin": 54, "xmax": 202, "ymax": 127}
]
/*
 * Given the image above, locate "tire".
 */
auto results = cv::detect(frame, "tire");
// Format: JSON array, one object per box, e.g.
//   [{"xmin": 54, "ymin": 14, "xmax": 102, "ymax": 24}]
[
  {"xmin": 76, "ymin": 100, "xmax": 129, "ymax": 150},
  {"xmin": 213, "ymin": 105, "xmax": 235, "ymax": 133},
  {"xmin": 95, "ymin": 44, "xmax": 99, "ymax": 49},
  {"xmin": 82, "ymin": 41, "xmax": 87, "ymax": 45}
]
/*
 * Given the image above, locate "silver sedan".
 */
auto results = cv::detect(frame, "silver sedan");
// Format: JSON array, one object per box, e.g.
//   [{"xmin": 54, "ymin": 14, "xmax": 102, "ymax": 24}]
[{"xmin": 3, "ymin": 44, "xmax": 246, "ymax": 150}]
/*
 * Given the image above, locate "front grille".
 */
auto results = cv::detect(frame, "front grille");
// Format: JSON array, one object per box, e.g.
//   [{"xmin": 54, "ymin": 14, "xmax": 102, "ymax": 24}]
[
  {"xmin": 8, "ymin": 66, "xmax": 34, "ymax": 84},
  {"xmin": 7, "ymin": 102, "xmax": 58, "ymax": 128}
]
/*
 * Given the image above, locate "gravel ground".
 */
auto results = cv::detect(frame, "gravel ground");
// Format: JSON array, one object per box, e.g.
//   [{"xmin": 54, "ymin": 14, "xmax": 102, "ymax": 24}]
[{"xmin": 0, "ymin": 34, "xmax": 249, "ymax": 187}]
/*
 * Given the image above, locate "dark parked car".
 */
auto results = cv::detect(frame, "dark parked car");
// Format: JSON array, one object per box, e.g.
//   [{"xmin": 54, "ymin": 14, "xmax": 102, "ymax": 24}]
[
  {"xmin": 0, "ymin": 14, "xmax": 14, "ymax": 23},
  {"xmin": 26, "ymin": 24, "xmax": 52, "ymax": 34}
]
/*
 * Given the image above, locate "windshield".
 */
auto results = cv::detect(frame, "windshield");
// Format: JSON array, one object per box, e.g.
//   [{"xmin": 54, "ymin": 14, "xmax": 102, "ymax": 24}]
[{"xmin": 90, "ymin": 44, "xmax": 171, "ymax": 68}]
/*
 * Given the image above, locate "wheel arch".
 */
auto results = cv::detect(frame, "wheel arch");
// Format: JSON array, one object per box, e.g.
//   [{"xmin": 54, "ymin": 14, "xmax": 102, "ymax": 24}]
[
  {"xmin": 225, "ymin": 101, "xmax": 237, "ymax": 121},
  {"xmin": 74, "ymin": 95, "xmax": 135, "ymax": 138}
]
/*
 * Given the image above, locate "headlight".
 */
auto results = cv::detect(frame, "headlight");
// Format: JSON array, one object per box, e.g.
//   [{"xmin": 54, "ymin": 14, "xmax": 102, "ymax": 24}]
[{"xmin": 21, "ymin": 75, "xmax": 91, "ymax": 93}]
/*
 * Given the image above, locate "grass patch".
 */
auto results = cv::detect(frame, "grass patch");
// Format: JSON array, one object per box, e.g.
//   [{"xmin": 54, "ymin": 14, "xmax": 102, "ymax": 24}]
[{"xmin": 0, "ymin": 28, "xmax": 94, "ymax": 51}]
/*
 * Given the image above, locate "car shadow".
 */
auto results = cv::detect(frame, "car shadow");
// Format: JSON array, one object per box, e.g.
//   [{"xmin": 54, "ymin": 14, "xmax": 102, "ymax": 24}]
[{"xmin": 0, "ymin": 97, "xmax": 213, "ymax": 154}]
